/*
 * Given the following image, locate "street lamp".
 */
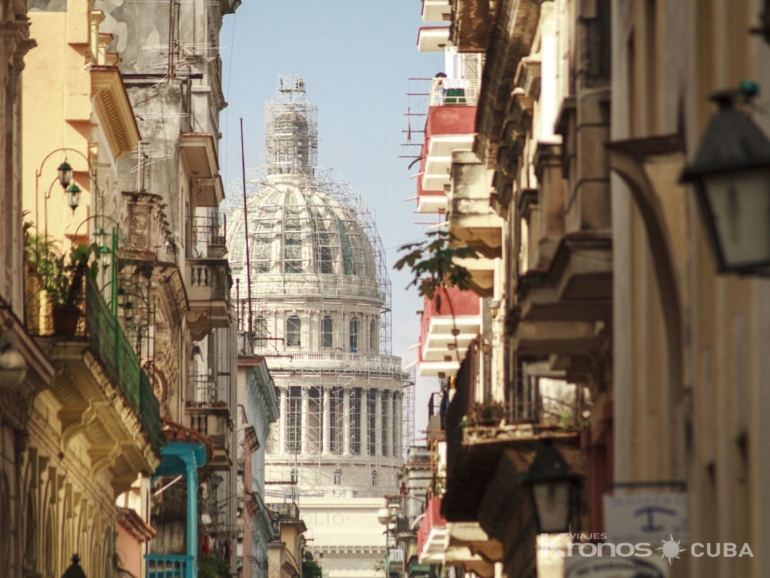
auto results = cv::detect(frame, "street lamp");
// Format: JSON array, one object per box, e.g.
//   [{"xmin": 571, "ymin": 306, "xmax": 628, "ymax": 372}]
[
  {"xmin": 57, "ymin": 161, "xmax": 73, "ymax": 188},
  {"xmin": 61, "ymin": 554, "xmax": 87, "ymax": 578},
  {"xmin": 680, "ymin": 83, "xmax": 770, "ymax": 274},
  {"xmin": 377, "ymin": 502, "xmax": 393, "ymax": 577},
  {"xmin": 65, "ymin": 184, "xmax": 81, "ymax": 213},
  {"xmin": 0, "ymin": 330, "xmax": 27, "ymax": 390},
  {"xmin": 520, "ymin": 441, "xmax": 581, "ymax": 534}
]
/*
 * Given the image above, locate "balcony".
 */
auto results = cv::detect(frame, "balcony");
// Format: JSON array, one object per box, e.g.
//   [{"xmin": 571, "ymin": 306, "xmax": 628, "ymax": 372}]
[
  {"xmin": 180, "ymin": 132, "xmax": 225, "ymax": 208},
  {"xmin": 185, "ymin": 260, "xmax": 230, "ymax": 340},
  {"xmin": 422, "ymin": 0, "xmax": 450, "ymax": 22},
  {"xmin": 185, "ymin": 376, "xmax": 232, "ymax": 471},
  {"xmin": 438, "ymin": 348, "xmax": 586, "ymax": 577},
  {"xmin": 417, "ymin": 26, "xmax": 451, "ymax": 52},
  {"xmin": 24, "ymin": 277, "xmax": 162, "ymax": 488},
  {"xmin": 449, "ymin": 0, "xmax": 493, "ymax": 53},
  {"xmin": 418, "ymin": 105, "xmax": 477, "ymax": 214},
  {"xmin": 263, "ymin": 351, "xmax": 407, "ymax": 379},
  {"xmin": 146, "ymin": 555, "xmax": 193, "ymax": 578},
  {"xmin": 418, "ymin": 288, "xmax": 480, "ymax": 377},
  {"xmin": 448, "ymin": 151, "xmax": 503, "ymax": 258},
  {"xmin": 186, "ymin": 214, "xmax": 230, "ymax": 340}
]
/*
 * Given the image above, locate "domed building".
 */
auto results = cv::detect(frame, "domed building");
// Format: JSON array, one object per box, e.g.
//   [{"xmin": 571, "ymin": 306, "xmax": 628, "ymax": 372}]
[{"xmin": 227, "ymin": 76, "xmax": 412, "ymax": 578}]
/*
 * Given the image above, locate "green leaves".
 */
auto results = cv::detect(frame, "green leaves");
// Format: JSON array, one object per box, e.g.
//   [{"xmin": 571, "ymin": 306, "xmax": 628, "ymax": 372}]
[
  {"xmin": 394, "ymin": 230, "xmax": 480, "ymax": 308},
  {"xmin": 24, "ymin": 222, "xmax": 100, "ymax": 307}
]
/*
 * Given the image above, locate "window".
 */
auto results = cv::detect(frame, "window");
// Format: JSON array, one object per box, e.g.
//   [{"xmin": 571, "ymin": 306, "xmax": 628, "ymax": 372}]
[
  {"xmin": 284, "ymin": 232, "xmax": 302, "ymax": 273},
  {"xmin": 334, "ymin": 469, "xmax": 342, "ymax": 486},
  {"xmin": 329, "ymin": 387, "xmax": 343, "ymax": 455},
  {"xmin": 322, "ymin": 316, "xmax": 333, "ymax": 348},
  {"xmin": 318, "ymin": 233, "xmax": 334, "ymax": 274},
  {"xmin": 367, "ymin": 389, "xmax": 377, "ymax": 456},
  {"xmin": 286, "ymin": 316, "xmax": 301, "ymax": 347},
  {"xmin": 254, "ymin": 234, "xmax": 271, "ymax": 273},
  {"xmin": 287, "ymin": 388, "xmax": 302, "ymax": 453},
  {"xmin": 290, "ymin": 468, "xmax": 298, "ymax": 484},
  {"xmin": 381, "ymin": 390, "xmax": 390, "ymax": 457},
  {"xmin": 349, "ymin": 388, "xmax": 362, "ymax": 455},
  {"xmin": 369, "ymin": 319, "xmax": 376, "ymax": 353},
  {"xmin": 371, "ymin": 470, "xmax": 377, "ymax": 487},
  {"xmin": 349, "ymin": 317, "xmax": 358, "ymax": 352}
]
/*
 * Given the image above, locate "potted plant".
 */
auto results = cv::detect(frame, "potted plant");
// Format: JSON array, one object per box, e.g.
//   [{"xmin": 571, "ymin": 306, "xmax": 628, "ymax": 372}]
[{"xmin": 26, "ymin": 235, "xmax": 98, "ymax": 336}]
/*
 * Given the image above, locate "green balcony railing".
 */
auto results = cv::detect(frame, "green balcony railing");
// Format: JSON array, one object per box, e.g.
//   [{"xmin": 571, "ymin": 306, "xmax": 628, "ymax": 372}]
[
  {"xmin": 24, "ymin": 272, "xmax": 163, "ymax": 455},
  {"xmin": 84, "ymin": 279, "xmax": 164, "ymax": 454}
]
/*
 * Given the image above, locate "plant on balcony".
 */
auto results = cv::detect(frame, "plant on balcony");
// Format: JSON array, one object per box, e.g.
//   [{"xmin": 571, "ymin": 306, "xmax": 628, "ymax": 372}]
[
  {"xmin": 302, "ymin": 554, "xmax": 323, "ymax": 578},
  {"xmin": 24, "ymin": 224, "xmax": 99, "ymax": 335},
  {"xmin": 394, "ymin": 230, "xmax": 479, "ymax": 309},
  {"xmin": 199, "ymin": 552, "xmax": 232, "ymax": 578},
  {"xmin": 466, "ymin": 398, "xmax": 508, "ymax": 427}
]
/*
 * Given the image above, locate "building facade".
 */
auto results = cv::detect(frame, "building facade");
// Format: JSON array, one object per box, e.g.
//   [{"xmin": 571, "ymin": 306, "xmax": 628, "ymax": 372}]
[
  {"xmin": 227, "ymin": 76, "xmax": 413, "ymax": 578},
  {"xmin": 406, "ymin": 1, "xmax": 770, "ymax": 577},
  {"xmin": 0, "ymin": 0, "xmax": 48, "ymax": 574},
  {"xmin": 237, "ymin": 351, "xmax": 280, "ymax": 578},
  {"xmin": 19, "ymin": 0, "xmax": 163, "ymax": 576}
]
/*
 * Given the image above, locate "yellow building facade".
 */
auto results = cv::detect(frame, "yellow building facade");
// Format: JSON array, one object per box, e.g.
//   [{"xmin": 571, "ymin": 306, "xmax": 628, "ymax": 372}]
[{"xmin": 19, "ymin": 0, "xmax": 160, "ymax": 576}]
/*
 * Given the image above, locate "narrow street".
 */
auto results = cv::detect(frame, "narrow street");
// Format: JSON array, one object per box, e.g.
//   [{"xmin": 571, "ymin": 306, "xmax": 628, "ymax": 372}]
[{"xmin": 0, "ymin": 2, "xmax": 767, "ymax": 578}]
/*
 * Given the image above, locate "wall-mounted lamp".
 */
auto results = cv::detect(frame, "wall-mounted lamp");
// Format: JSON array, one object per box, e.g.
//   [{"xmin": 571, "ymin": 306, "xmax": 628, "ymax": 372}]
[{"xmin": 680, "ymin": 82, "xmax": 770, "ymax": 274}]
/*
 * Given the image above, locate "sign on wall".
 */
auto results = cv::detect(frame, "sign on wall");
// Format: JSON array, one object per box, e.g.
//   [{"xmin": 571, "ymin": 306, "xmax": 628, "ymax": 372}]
[{"xmin": 603, "ymin": 492, "xmax": 688, "ymax": 545}]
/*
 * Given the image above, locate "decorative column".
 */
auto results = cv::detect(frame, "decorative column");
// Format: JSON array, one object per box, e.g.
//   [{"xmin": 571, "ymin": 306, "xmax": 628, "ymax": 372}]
[
  {"xmin": 375, "ymin": 389, "xmax": 382, "ymax": 457},
  {"xmin": 301, "ymin": 387, "xmax": 309, "ymax": 454},
  {"xmin": 386, "ymin": 390, "xmax": 394, "ymax": 459},
  {"xmin": 322, "ymin": 387, "xmax": 331, "ymax": 454},
  {"xmin": 394, "ymin": 392, "xmax": 402, "ymax": 459},
  {"xmin": 343, "ymin": 389, "xmax": 351, "ymax": 455},
  {"xmin": 279, "ymin": 387, "xmax": 287, "ymax": 454}
]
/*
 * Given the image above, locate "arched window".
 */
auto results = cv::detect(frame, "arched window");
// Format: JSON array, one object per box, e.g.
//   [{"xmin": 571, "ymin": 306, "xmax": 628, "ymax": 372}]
[
  {"xmin": 334, "ymin": 469, "xmax": 342, "ymax": 486},
  {"xmin": 349, "ymin": 317, "xmax": 358, "ymax": 352},
  {"xmin": 371, "ymin": 470, "xmax": 377, "ymax": 487},
  {"xmin": 286, "ymin": 316, "xmax": 301, "ymax": 347},
  {"xmin": 369, "ymin": 319, "xmax": 376, "ymax": 353},
  {"xmin": 321, "ymin": 316, "xmax": 333, "ymax": 348}
]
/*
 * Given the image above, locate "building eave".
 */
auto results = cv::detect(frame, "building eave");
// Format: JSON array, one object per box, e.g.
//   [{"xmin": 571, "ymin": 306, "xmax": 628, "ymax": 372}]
[{"xmin": 90, "ymin": 66, "xmax": 141, "ymax": 159}]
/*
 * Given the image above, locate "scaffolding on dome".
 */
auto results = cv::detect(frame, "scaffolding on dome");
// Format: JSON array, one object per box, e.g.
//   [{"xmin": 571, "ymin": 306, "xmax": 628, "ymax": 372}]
[{"xmin": 224, "ymin": 76, "xmax": 415, "ymax": 499}]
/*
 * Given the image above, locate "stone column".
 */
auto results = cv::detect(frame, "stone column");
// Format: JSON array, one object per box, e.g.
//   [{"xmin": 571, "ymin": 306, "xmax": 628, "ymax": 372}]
[
  {"xmin": 301, "ymin": 387, "xmax": 309, "ymax": 454},
  {"xmin": 279, "ymin": 387, "xmax": 287, "ymax": 454},
  {"xmin": 393, "ymin": 392, "xmax": 404, "ymax": 459},
  {"xmin": 322, "ymin": 387, "xmax": 331, "ymax": 454},
  {"xmin": 386, "ymin": 390, "xmax": 394, "ymax": 459},
  {"xmin": 360, "ymin": 390, "xmax": 368, "ymax": 456},
  {"xmin": 343, "ymin": 389, "xmax": 351, "ymax": 455},
  {"xmin": 375, "ymin": 389, "xmax": 382, "ymax": 457}
]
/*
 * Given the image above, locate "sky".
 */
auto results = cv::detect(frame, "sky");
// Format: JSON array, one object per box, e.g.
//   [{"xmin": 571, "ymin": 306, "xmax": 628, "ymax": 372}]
[{"xmin": 219, "ymin": 1, "xmax": 444, "ymax": 439}]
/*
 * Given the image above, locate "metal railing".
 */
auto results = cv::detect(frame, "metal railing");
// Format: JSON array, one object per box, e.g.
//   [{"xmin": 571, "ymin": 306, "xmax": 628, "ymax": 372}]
[
  {"xmin": 24, "ymin": 277, "xmax": 163, "ymax": 454},
  {"xmin": 188, "ymin": 214, "xmax": 226, "ymax": 259},
  {"xmin": 429, "ymin": 79, "xmax": 479, "ymax": 107},
  {"xmin": 146, "ymin": 554, "xmax": 192, "ymax": 578}
]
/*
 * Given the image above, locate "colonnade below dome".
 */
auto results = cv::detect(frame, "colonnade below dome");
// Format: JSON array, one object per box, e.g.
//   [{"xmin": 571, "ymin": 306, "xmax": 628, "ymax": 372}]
[{"xmin": 268, "ymin": 386, "xmax": 403, "ymax": 459}]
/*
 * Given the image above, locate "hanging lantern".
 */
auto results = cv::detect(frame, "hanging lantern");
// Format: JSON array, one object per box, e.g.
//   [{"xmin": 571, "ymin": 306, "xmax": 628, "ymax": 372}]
[
  {"xmin": 680, "ymin": 83, "xmax": 770, "ymax": 274},
  {"xmin": 520, "ymin": 441, "xmax": 581, "ymax": 534},
  {"xmin": 64, "ymin": 184, "xmax": 80, "ymax": 212},
  {"xmin": 57, "ymin": 161, "xmax": 73, "ymax": 188}
]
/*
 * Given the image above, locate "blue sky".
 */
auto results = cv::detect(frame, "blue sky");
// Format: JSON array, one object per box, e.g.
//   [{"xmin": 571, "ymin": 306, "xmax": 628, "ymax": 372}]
[{"xmin": 220, "ymin": 1, "xmax": 444, "ymax": 437}]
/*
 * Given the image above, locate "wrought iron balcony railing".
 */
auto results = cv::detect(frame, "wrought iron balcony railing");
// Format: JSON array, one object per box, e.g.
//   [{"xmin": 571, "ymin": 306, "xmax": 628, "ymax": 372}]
[{"xmin": 25, "ymin": 277, "xmax": 163, "ymax": 454}]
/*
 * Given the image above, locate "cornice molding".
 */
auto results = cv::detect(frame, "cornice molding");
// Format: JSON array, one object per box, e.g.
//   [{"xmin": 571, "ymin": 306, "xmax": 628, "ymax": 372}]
[{"xmin": 91, "ymin": 66, "xmax": 140, "ymax": 159}]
